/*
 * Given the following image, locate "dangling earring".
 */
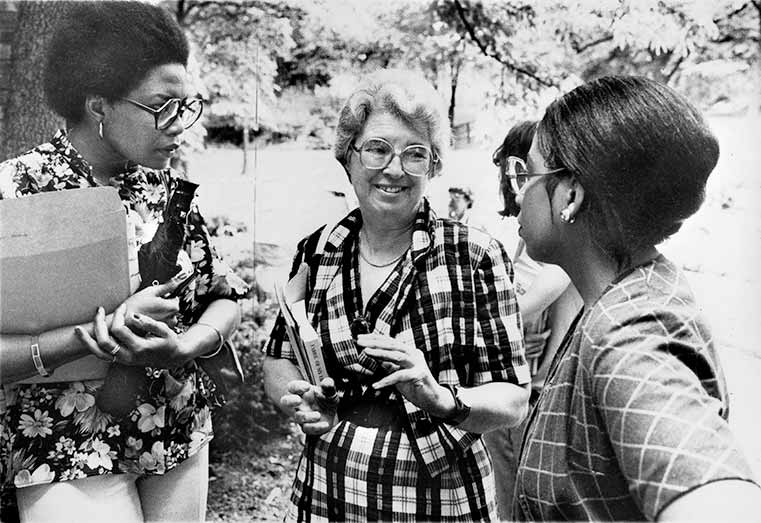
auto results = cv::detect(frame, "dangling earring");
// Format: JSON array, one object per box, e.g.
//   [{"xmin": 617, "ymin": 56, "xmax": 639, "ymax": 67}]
[
  {"xmin": 98, "ymin": 121, "xmax": 104, "ymax": 140},
  {"xmin": 560, "ymin": 208, "xmax": 576, "ymax": 224}
]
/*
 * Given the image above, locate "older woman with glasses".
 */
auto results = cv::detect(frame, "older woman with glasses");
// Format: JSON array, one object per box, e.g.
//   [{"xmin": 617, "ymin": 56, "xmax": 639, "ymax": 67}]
[
  {"xmin": 512, "ymin": 76, "xmax": 760, "ymax": 521},
  {"xmin": 0, "ymin": 2, "xmax": 246, "ymax": 521},
  {"xmin": 264, "ymin": 69, "xmax": 530, "ymax": 521}
]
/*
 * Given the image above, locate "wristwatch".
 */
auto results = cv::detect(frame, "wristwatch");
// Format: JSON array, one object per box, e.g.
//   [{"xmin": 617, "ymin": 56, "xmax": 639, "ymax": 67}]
[{"xmin": 440, "ymin": 384, "xmax": 471, "ymax": 426}]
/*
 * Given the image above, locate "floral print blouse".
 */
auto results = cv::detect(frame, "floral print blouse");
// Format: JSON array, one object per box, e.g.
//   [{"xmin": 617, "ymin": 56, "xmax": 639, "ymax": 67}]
[{"xmin": 0, "ymin": 131, "xmax": 248, "ymax": 504}]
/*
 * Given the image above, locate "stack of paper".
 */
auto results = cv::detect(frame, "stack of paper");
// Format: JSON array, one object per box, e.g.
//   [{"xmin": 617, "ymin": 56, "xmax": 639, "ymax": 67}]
[{"xmin": 274, "ymin": 263, "xmax": 329, "ymax": 385}]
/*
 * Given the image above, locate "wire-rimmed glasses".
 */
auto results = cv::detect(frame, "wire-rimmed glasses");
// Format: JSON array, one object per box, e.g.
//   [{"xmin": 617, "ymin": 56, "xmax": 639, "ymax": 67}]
[{"xmin": 502, "ymin": 156, "xmax": 565, "ymax": 193}]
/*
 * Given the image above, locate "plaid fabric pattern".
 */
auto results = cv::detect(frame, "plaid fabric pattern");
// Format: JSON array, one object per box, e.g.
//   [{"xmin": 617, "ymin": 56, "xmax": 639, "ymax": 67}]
[
  {"xmin": 268, "ymin": 199, "xmax": 529, "ymax": 520},
  {"xmin": 514, "ymin": 256, "xmax": 757, "ymax": 521},
  {"xmin": 285, "ymin": 422, "xmax": 496, "ymax": 522}
]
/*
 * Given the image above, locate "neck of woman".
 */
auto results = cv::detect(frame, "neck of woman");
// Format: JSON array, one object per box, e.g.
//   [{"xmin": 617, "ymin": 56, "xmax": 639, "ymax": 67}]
[
  {"xmin": 67, "ymin": 124, "xmax": 126, "ymax": 185},
  {"xmin": 561, "ymin": 239, "xmax": 659, "ymax": 309},
  {"xmin": 360, "ymin": 217, "xmax": 415, "ymax": 261}
]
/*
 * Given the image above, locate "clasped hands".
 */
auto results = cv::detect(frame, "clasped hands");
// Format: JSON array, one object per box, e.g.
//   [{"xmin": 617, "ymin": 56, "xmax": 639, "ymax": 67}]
[
  {"xmin": 74, "ymin": 271, "xmax": 191, "ymax": 367},
  {"xmin": 282, "ymin": 333, "xmax": 453, "ymax": 436}
]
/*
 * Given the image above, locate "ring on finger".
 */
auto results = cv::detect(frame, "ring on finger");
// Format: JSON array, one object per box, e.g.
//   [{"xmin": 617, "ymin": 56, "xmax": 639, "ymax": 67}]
[{"xmin": 110, "ymin": 344, "xmax": 121, "ymax": 362}]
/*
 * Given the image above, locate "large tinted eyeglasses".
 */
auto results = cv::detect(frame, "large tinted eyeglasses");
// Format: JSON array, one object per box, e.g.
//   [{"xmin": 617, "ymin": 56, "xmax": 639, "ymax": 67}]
[
  {"xmin": 502, "ymin": 156, "xmax": 565, "ymax": 194},
  {"xmin": 351, "ymin": 137, "xmax": 438, "ymax": 177},
  {"xmin": 120, "ymin": 97, "xmax": 204, "ymax": 130}
]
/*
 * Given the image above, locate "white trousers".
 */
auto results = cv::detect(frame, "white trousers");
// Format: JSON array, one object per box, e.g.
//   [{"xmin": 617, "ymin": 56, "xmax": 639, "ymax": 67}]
[{"xmin": 15, "ymin": 444, "xmax": 209, "ymax": 523}]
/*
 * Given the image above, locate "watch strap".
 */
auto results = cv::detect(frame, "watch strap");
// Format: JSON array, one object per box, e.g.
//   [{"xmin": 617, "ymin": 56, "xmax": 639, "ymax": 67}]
[{"xmin": 439, "ymin": 383, "xmax": 470, "ymax": 426}]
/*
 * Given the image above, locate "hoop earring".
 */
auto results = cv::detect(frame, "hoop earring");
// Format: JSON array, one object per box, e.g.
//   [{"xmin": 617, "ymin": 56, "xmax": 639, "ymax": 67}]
[
  {"xmin": 98, "ymin": 121, "xmax": 104, "ymax": 140},
  {"xmin": 560, "ymin": 208, "xmax": 576, "ymax": 224}
]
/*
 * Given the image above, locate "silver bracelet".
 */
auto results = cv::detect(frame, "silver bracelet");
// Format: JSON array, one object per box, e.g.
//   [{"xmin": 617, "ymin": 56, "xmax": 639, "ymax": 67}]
[
  {"xmin": 195, "ymin": 322, "xmax": 224, "ymax": 358},
  {"xmin": 30, "ymin": 335, "xmax": 51, "ymax": 377}
]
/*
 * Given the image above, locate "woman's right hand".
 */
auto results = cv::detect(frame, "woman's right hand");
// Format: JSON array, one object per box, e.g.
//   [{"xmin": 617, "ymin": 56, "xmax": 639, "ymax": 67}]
[
  {"xmin": 75, "ymin": 303, "xmax": 190, "ymax": 367},
  {"xmin": 280, "ymin": 378, "xmax": 339, "ymax": 436},
  {"xmin": 122, "ymin": 272, "xmax": 189, "ymax": 321}
]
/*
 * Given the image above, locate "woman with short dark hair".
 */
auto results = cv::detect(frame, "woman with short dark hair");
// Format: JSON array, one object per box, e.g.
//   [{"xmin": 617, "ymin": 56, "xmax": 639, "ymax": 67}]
[
  {"xmin": 512, "ymin": 76, "xmax": 760, "ymax": 520},
  {"xmin": 494, "ymin": 120, "xmax": 536, "ymax": 219},
  {"xmin": 0, "ymin": 2, "xmax": 247, "ymax": 521},
  {"xmin": 485, "ymin": 120, "xmax": 580, "ymax": 519}
]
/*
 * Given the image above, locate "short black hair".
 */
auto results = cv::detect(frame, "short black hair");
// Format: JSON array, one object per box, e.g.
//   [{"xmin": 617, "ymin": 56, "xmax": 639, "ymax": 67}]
[
  {"xmin": 536, "ymin": 75, "xmax": 719, "ymax": 268},
  {"xmin": 44, "ymin": 1, "xmax": 189, "ymax": 123},
  {"xmin": 495, "ymin": 120, "xmax": 537, "ymax": 217}
]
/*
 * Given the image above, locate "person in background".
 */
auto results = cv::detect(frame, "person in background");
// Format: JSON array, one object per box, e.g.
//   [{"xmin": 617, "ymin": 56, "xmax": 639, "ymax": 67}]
[
  {"xmin": 513, "ymin": 75, "xmax": 760, "ymax": 520},
  {"xmin": 447, "ymin": 185, "xmax": 474, "ymax": 221},
  {"xmin": 448, "ymin": 185, "xmax": 490, "ymax": 233},
  {"xmin": 0, "ymin": 2, "xmax": 247, "ymax": 521},
  {"xmin": 263, "ymin": 69, "xmax": 530, "ymax": 521},
  {"xmin": 483, "ymin": 120, "xmax": 581, "ymax": 519}
]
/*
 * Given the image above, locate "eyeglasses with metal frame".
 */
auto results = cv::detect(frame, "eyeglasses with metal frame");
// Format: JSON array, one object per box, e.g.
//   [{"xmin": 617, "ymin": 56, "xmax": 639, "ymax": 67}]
[
  {"xmin": 120, "ymin": 97, "xmax": 204, "ymax": 131},
  {"xmin": 500, "ymin": 155, "xmax": 566, "ymax": 194},
  {"xmin": 351, "ymin": 137, "xmax": 438, "ymax": 177}
]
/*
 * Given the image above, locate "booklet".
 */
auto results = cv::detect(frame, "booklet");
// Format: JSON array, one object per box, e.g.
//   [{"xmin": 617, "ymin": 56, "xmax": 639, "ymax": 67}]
[{"xmin": 273, "ymin": 262, "xmax": 329, "ymax": 385}]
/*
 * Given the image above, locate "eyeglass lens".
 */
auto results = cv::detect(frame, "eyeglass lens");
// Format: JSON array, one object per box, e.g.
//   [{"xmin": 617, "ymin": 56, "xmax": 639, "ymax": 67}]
[
  {"xmin": 509, "ymin": 158, "xmax": 530, "ymax": 192},
  {"xmin": 360, "ymin": 139, "xmax": 432, "ymax": 176},
  {"xmin": 157, "ymin": 99, "xmax": 203, "ymax": 130}
]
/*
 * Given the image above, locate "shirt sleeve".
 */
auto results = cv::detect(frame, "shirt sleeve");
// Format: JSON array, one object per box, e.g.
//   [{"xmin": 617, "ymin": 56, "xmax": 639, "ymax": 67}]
[
  {"xmin": 178, "ymin": 202, "xmax": 250, "ymax": 324},
  {"xmin": 472, "ymin": 237, "xmax": 531, "ymax": 386},
  {"xmin": 587, "ymin": 311, "xmax": 756, "ymax": 519},
  {"xmin": 403, "ymin": 237, "xmax": 531, "ymax": 478}
]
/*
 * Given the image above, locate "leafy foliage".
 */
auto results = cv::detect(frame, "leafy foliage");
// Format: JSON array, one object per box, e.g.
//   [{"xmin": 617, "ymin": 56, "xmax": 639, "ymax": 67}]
[
  {"xmin": 168, "ymin": 0, "xmax": 298, "ymax": 131},
  {"xmin": 160, "ymin": 0, "xmax": 759, "ymax": 146},
  {"xmin": 209, "ymin": 267, "xmax": 288, "ymax": 453}
]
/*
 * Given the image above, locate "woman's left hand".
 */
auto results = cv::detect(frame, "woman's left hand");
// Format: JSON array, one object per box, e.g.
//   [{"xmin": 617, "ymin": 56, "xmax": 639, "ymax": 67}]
[
  {"xmin": 75, "ymin": 304, "xmax": 189, "ymax": 367},
  {"xmin": 357, "ymin": 333, "xmax": 449, "ymax": 415}
]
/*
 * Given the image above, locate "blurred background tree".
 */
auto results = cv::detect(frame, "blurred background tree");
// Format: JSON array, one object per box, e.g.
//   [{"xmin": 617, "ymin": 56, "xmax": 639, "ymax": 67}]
[
  {"xmin": 165, "ymin": 0, "xmax": 760, "ymax": 150},
  {"xmin": 0, "ymin": 1, "xmax": 69, "ymax": 159},
  {"xmin": 3, "ymin": 0, "xmax": 758, "ymax": 156}
]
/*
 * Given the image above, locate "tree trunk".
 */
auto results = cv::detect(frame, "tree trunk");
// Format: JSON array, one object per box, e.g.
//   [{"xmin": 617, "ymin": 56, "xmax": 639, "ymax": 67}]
[
  {"xmin": 0, "ymin": 1, "xmax": 69, "ymax": 159},
  {"xmin": 755, "ymin": 1, "xmax": 761, "ymax": 112},
  {"xmin": 448, "ymin": 78, "xmax": 457, "ymax": 129},
  {"xmin": 241, "ymin": 125, "xmax": 250, "ymax": 175},
  {"xmin": 448, "ymin": 57, "xmax": 462, "ymax": 130}
]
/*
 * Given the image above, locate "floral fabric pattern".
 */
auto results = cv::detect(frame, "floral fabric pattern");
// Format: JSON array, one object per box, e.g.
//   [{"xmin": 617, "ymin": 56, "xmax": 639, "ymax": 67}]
[{"xmin": 0, "ymin": 131, "xmax": 248, "ymax": 507}]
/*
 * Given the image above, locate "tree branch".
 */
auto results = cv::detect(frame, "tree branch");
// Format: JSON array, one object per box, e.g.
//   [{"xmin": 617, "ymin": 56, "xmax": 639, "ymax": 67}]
[
  {"xmin": 572, "ymin": 34, "xmax": 614, "ymax": 53},
  {"xmin": 664, "ymin": 54, "xmax": 685, "ymax": 84},
  {"xmin": 451, "ymin": 0, "xmax": 556, "ymax": 88},
  {"xmin": 714, "ymin": 1, "xmax": 751, "ymax": 22}
]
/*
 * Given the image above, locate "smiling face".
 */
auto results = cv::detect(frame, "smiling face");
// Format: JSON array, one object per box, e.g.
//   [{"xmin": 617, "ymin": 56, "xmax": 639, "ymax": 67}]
[
  {"xmin": 101, "ymin": 63, "xmax": 191, "ymax": 170},
  {"xmin": 347, "ymin": 112, "xmax": 431, "ymax": 227}
]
